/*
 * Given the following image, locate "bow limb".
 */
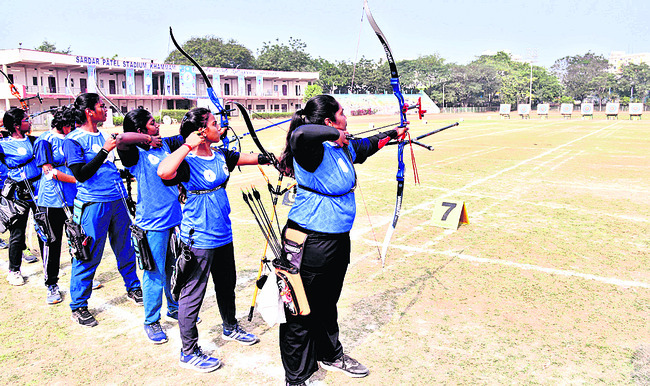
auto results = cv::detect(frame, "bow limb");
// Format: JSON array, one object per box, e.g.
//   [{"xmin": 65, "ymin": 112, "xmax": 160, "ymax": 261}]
[
  {"xmin": 169, "ymin": 27, "xmax": 229, "ymax": 130},
  {"xmin": 364, "ymin": 0, "xmax": 408, "ymax": 265},
  {"xmin": 231, "ymin": 101, "xmax": 281, "ymax": 173}
]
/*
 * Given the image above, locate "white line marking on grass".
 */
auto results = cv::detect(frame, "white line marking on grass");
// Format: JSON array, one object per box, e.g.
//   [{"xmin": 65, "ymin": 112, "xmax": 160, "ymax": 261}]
[{"xmin": 434, "ymin": 247, "xmax": 650, "ymax": 289}]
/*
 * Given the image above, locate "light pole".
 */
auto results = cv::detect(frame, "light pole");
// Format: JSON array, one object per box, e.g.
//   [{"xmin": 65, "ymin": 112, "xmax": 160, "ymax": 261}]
[{"xmin": 527, "ymin": 49, "xmax": 537, "ymax": 105}]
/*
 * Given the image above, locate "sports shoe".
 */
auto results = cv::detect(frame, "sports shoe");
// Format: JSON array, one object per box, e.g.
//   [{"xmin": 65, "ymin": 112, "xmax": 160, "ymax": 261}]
[
  {"xmin": 179, "ymin": 346, "xmax": 221, "ymax": 373},
  {"xmin": 144, "ymin": 321, "xmax": 168, "ymax": 344},
  {"xmin": 71, "ymin": 307, "xmax": 98, "ymax": 327},
  {"xmin": 167, "ymin": 310, "xmax": 201, "ymax": 324},
  {"xmin": 92, "ymin": 280, "xmax": 102, "ymax": 290},
  {"xmin": 320, "ymin": 354, "xmax": 369, "ymax": 378},
  {"xmin": 127, "ymin": 287, "xmax": 143, "ymax": 306},
  {"xmin": 46, "ymin": 284, "xmax": 62, "ymax": 305},
  {"xmin": 22, "ymin": 252, "xmax": 37, "ymax": 263},
  {"xmin": 222, "ymin": 324, "xmax": 259, "ymax": 346},
  {"xmin": 6, "ymin": 271, "xmax": 24, "ymax": 286}
]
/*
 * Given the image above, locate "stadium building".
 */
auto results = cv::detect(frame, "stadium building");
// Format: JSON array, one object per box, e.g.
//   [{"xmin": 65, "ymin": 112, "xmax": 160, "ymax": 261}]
[{"xmin": 0, "ymin": 48, "xmax": 318, "ymax": 126}]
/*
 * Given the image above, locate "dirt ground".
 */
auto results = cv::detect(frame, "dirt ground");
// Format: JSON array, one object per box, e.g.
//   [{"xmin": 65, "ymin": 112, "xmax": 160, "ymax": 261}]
[{"xmin": 0, "ymin": 113, "xmax": 648, "ymax": 384}]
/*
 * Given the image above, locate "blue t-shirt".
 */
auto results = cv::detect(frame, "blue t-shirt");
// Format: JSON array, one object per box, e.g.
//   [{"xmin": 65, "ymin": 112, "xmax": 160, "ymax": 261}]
[
  {"xmin": 34, "ymin": 130, "xmax": 77, "ymax": 207},
  {"xmin": 0, "ymin": 136, "xmax": 41, "ymax": 183},
  {"xmin": 288, "ymin": 142, "xmax": 357, "ymax": 233},
  {"xmin": 127, "ymin": 143, "xmax": 182, "ymax": 231},
  {"xmin": 180, "ymin": 149, "xmax": 238, "ymax": 249},
  {"xmin": 63, "ymin": 130, "xmax": 124, "ymax": 203}
]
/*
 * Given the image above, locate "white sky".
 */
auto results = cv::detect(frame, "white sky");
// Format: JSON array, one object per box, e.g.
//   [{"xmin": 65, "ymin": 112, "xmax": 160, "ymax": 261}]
[{"xmin": 1, "ymin": 0, "xmax": 649, "ymax": 68}]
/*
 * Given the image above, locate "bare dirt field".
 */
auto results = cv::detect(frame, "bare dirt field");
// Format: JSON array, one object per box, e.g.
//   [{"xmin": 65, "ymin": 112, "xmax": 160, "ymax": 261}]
[{"xmin": 1, "ymin": 112, "xmax": 648, "ymax": 384}]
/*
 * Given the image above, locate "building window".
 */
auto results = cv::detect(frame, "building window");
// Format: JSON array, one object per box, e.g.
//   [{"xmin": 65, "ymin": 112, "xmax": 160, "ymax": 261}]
[
  {"xmin": 32, "ymin": 77, "xmax": 38, "ymax": 86},
  {"xmin": 295, "ymin": 85, "xmax": 301, "ymax": 96},
  {"xmin": 8, "ymin": 74, "xmax": 13, "ymax": 83},
  {"xmin": 224, "ymin": 83, "xmax": 230, "ymax": 95},
  {"xmin": 255, "ymin": 104, "xmax": 265, "ymax": 112},
  {"xmin": 100, "ymin": 80, "xmax": 104, "ymax": 88},
  {"xmin": 295, "ymin": 104, "xmax": 301, "ymax": 110}
]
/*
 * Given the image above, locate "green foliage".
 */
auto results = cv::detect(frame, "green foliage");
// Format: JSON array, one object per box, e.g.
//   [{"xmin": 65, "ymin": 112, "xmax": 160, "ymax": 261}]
[
  {"xmin": 35, "ymin": 40, "xmax": 71, "ymax": 54},
  {"xmin": 251, "ymin": 112, "xmax": 293, "ymax": 119},
  {"xmin": 559, "ymin": 96, "xmax": 574, "ymax": 103},
  {"xmin": 256, "ymin": 38, "xmax": 314, "ymax": 72},
  {"xmin": 304, "ymin": 84, "xmax": 323, "ymax": 102},
  {"xmin": 551, "ymin": 52, "xmax": 609, "ymax": 101},
  {"xmin": 165, "ymin": 36, "xmax": 255, "ymax": 69},
  {"xmin": 159, "ymin": 109, "xmax": 189, "ymax": 121},
  {"xmin": 112, "ymin": 116, "xmax": 124, "ymax": 126}
]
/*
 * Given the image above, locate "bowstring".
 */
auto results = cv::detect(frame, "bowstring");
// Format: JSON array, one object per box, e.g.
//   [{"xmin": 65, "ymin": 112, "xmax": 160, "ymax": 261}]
[{"xmin": 350, "ymin": 3, "xmax": 365, "ymax": 94}]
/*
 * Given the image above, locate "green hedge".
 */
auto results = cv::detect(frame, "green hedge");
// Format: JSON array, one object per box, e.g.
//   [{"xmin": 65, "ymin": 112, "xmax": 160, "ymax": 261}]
[
  {"xmin": 112, "ymin": 116, "xmax": 124, "ymax": 126},
  {"xmin": 160, "ymin": 109, "xmax": 190, "ymax": 122},
  {"xmin": 250, "ymin": 112, "xmax": 293, "ymax": 119}
]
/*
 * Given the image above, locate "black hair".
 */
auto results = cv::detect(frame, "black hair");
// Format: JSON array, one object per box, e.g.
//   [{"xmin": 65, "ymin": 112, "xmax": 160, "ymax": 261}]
[
  {"xmin": 72, "ymin": 93, "xmax": 101, "ymax": 125},
  {"xmin": 278, "ymin": 94, "xmax": 340, "ymax": 177},
  {"xmin": 2, "ymin": 107, "xmax": 26, "ymax": 134},
  {"xmin": 51, "ymin": 105, "xmax": 76, "ymax": 132},
  {"xmin": 123, "ymin": 108, "xmax": 152, "ymax": 133},
  {"xmin": 179, "ymin": 107, "xmax": 211, "ymax": 139}
]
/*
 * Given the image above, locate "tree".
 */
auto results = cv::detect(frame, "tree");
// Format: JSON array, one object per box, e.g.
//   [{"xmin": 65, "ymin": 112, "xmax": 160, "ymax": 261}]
[
  {"xmin": 399, "ymin": 55, "xmax": 448, "ymax": 96},
  {"xmin": 303, "ymin": 84, "xmax": 323, "ymax": 102},
  {"xmin": 256, "ymin": 38, "xmax": 314, "ymax": 72},
  {"xmin": 551, "ymin": 52, "xmax": 609, "ymax": 101},
  {"xmin": 617, "ymin": 63, "xmax": 650, "ymax": 102},
  {"xmin": 165, "ymin": 36, "xmax": 255, "ymax": 69},
  {"xmin": 35, "ymin": 40, "xmax": 71, "ymax": 54}
]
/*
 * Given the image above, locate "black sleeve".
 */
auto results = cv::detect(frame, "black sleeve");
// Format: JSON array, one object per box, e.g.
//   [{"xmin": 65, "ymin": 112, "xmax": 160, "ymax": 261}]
[
  {"xmin": 221, "ymin": 149, "xmax": 241, "ymax": 172},
  {"xmin": 68, "ymin": 149, "xmax": 109, "ymax": 182},
  {"xmin": 116, "ymin": 146, "xmax": 139, "ymax": 167},
  {"xmin": 350, "ymin": 129, "xmax": 399, "ymax": 164},
  {"xmin": 289, "ymin": 124, "xmax": 340, "ymax": 173},
  {"xmin": 163, "ymin": 135, "xmax": 184, "ymax": 153},
  {"xmin": 161, "ymin": 160, "xmax": 190, "ymax": 186}
]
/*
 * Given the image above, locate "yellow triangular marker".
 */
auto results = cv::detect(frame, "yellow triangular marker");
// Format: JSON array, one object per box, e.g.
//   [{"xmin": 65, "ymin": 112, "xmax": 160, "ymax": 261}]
[{"xmin": 431, "ymin": 199, "xmax": 469, "ymax": 230}]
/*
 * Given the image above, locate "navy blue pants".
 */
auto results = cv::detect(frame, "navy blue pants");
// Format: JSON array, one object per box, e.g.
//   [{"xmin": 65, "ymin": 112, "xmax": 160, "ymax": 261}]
[{"xmin": 178, "ymin": 242, "xmax": 238, "ymax": 354}]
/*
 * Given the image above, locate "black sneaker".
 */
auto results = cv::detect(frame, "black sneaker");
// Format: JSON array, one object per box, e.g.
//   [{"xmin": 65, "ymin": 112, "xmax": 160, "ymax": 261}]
[
  {"xmin": 71, "ymin": 307, "xmax": 98, "ymax": 327},
  {"xmin": 127, "ymin": 287, "xmax": 143, "ymax": 306},
  {"xmin": 320, "ymin": 354, "xmax": 369, "ymax": 378}
]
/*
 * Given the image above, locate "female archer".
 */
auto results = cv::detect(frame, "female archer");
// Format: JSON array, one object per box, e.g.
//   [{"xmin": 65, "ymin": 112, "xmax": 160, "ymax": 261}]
[{"xmin": 277, "ymin": 94, "xmax": 407, "ymax": 385}]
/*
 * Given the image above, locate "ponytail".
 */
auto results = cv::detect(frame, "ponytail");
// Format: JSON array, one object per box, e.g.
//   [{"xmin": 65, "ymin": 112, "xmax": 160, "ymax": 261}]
[{"xmin": 278, "ymin": 95, "xmax": 339, "ymax": 177}]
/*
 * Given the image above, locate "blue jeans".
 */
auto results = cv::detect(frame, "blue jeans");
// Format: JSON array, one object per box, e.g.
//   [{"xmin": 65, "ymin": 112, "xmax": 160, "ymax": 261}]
[
  {"xmin": 69, "ymin": 200, "xmax": 141, "ymax": 310},
  {"xmin": 143, "ymin": 228, "xmax": 178, "ymax": 325}
]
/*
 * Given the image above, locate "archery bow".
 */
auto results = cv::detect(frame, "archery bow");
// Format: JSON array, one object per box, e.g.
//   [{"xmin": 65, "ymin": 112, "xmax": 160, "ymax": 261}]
[
  {"xmin": 169, "ymin": 27, "xmax": 239, "ymax": 151},
  {"xmin": 231, "ymin": 102, "xmax": 282, "ymax": 172},
  {"xmin": 363, "ymin": 0, "xmax": 429, "ymax": 266}
]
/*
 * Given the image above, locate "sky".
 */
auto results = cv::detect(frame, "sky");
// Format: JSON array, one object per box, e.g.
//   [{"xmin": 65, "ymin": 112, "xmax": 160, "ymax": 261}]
[{"xmin": 1, "ymin": 0, "xmax": 649, "ymax": 68}]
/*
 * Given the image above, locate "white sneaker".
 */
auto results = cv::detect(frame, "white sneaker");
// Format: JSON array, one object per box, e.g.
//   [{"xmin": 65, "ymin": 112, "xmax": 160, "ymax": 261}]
[{"xmin": 7, "ymin": 271, "xmax": 25, "ymax": 286}]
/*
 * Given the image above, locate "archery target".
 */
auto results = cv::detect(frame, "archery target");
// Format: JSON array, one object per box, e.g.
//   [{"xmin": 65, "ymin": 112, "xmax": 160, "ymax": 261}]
[
  {"xmin": 537, "ymin": 104, "xmax": 549, "ymax": 114},
  {"xmin": 517, "ymin": 104, "xmax": 531, "ymax": 115},
  {"xmin": 560, "ymin": 103, "xmax": 573, "ymax": 114},
  {"xmin": 581, "ymin": 103, "xmax": 593, "ymax": 115},
  {"xmin": 630, "ymin": 103, "xmax": 643, "ymax": 114},
  {"xmin": 606, "ymin": 103, "xmax": 619, "ymax": 114}
]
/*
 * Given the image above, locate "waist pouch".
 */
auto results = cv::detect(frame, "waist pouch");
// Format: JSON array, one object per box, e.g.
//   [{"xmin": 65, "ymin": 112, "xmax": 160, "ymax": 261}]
[
  {"xmin": 130, "ymin": 224, "xmax": 155, "ymax": 271},
  {"xmin": 65, "ymin": 199, "xmax": 94, "ymax": 262},
  {"xmin": 275, "ymin": 227, "xmax": 310, "ymax": 316},
  {"xmin": 169, "ymin": 231, "xmax": 198, "ymax": 302},
  {"xmin": 0, "ymin": 196, "xmax": 30, "ymax": 232},
  {"xmin": 33, "ymin": 210, "xmax": 56, "ymax": 245}
]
